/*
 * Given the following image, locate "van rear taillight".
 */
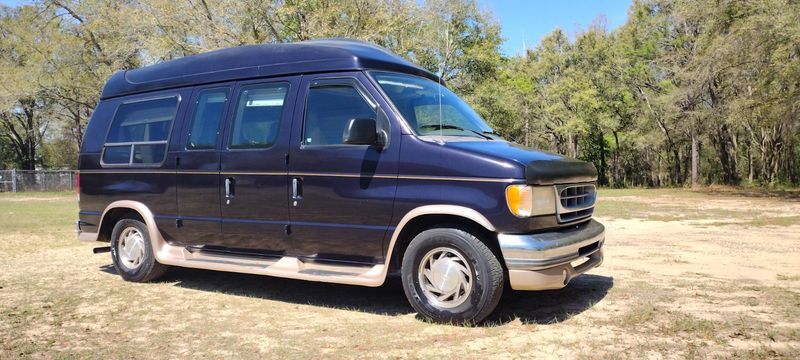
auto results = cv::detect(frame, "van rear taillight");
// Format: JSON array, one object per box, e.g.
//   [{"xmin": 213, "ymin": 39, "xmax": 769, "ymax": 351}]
[{"xmin": 76, "ymin": 171, "xmax": 80, "ymax": 201}]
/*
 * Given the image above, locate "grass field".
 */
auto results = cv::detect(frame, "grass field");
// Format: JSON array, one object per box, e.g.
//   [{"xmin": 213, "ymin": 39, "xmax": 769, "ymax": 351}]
[{"xmin": 1, "ymin": 189, "xmax": 799, "ymax": 358}]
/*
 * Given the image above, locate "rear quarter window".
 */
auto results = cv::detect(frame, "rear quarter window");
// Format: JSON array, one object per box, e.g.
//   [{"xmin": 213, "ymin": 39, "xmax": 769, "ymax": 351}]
[{"xmin": 102, "ymin": 96, "xmax": 179, "ymax": 166}]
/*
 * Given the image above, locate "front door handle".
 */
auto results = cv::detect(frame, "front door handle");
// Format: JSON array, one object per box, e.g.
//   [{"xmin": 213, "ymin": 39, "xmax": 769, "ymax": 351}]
[
  {"xmin": 225, "ymin": 177, "xmax": 235, "ymax": 205},
  {"xmin": 292, "ymin": 177, "xmax": 302, "ymax": 204}
]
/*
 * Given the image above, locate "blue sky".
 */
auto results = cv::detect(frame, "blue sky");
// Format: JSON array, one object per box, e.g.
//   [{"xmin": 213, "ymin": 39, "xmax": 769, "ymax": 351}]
[
  {"xmin": 479, "ymin": 0, "xmax": 632, "ymax": 55},
  {"xmin": 0, "ymin": 0, "xmax": 26, "ymax": 6},
  {"xmin": 1, "ymin": 0, "xmax": 632, "ymax": 56}
]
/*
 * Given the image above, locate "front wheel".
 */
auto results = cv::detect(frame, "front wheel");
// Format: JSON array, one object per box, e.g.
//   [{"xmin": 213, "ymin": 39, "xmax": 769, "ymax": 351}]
[{"xmin": 401, "ymin": 227, "xmax": 504, "ymax": 324}]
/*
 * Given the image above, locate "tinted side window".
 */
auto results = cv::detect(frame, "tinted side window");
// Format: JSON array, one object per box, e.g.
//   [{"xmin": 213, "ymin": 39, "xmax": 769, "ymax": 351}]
[
  {"xmin": 229, "ymin": 83, "xmax": 289, "ymax": 149},
  {"xmin": 187, "ymin": 89, "xmax": 228, "ymax": 150},
  {"xmin": 304, "ymin": 85, "xmax": 375, "ymax": 145},
  {"xmin": 103, "ymin": 96, "xmax": 178, "ymax": 165}
]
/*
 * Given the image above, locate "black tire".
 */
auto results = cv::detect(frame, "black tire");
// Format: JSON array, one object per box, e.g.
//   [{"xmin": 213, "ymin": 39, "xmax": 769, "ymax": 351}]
[
  {"xmin": 110, "ymin": 218, "xmax": 168, "ymax": 282},
  {"xmin": 401, "ymin": 226, "xmax": 504, "ymax": 324}
]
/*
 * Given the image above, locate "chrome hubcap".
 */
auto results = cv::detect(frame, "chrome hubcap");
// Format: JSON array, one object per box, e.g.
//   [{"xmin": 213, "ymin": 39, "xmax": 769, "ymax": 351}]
[
  {"xmin": 418, "ymin": 247, "xmax": 473, "ymax": 308},
  {"xmin": 117, "ymin": 227, "xmax": 145, "ymax": 270}
]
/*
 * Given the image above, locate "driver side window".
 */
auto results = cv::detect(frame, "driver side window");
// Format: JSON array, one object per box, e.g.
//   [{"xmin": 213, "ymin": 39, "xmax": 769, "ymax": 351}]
[{"xmin": 303, "ymin": 84, "xmax": 375, "ymax": 146}]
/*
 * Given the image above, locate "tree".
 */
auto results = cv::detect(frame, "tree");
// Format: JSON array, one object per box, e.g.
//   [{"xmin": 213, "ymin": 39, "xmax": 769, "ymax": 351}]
[
  {"xmin": 0, "ymin": 0, "xmax": 797, "ymax": 187},
  {"xmin": 0, "ymin": 5, "xmax": 54, "ymax": 170}
]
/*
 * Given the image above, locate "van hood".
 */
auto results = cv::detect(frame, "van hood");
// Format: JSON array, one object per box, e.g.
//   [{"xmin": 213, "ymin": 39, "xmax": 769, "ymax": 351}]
[{"xmin": 443, "ymin": 140, "xmax": 598, "ymax": 185}]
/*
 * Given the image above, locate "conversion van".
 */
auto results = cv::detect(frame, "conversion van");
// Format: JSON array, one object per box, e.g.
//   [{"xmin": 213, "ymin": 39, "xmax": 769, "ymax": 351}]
[{"xmin": 77, "ymin": 39, "xmax": 604, "ymax": 323}]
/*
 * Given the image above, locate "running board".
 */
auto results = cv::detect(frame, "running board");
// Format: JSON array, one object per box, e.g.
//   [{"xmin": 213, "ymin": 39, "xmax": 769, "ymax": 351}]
[{"xmin": 155, "ymin": 243, "xmax": 386, "ymax": 287}]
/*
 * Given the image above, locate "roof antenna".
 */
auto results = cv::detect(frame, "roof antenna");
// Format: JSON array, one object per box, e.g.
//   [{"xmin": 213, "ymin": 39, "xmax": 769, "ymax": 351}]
[
  {"xmin": 522, "ymin": 32, "xmax": 528, "ymax": 57},
  {"xmin": 436, "ymin": 22, "xmax": 449, "ymax": 145},
  {"xmin": 438, "ymin": 64, "xmax": 444, "ymax": 145}
]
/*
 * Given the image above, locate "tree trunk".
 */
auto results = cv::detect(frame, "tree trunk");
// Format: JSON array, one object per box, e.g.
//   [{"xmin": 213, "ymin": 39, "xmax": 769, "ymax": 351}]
[
  {"xmin": 691, "ymin": 126, "xmax": 698, "ymax": 188},
  {"xmin": 729, "ymin": 126, "xmax": 739, "ymax": 180},
  {"xmin": 613, "ymin": 131, "xmax": 621, "ymax": 187},
  {"xmin": 598, "ymin": 130, "xmax": 607, "ymax": 186},
  {"xmin": 672, "ymin": 147, "xmax": 681, "ymax": 186},
  {"xmin": 74, "ymin": 108, "xmax": 84, "ymax": 149},
  {"xmin": 523, "ymin": 106, "xmax": 530, "ymax": 147},
  {"xmin": 0, "ymin": 98, "xmax": 40, "ymax": 170},
  {"xmin": 748, "ymin": 139, "xmax": 754, "ymax": 183},
  {"xmin": 709, "ymin": 123, "xmax": 739, "ymax": 185}
]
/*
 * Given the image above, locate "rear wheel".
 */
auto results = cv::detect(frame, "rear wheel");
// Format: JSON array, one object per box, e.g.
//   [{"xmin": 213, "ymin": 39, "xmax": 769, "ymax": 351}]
[
  {"xmin": 401, "ymin": 226, "xmax": 504, "ymax": 324},
  {"xmin": 110, "ymin": 218, "xmax": 167, "ymax": 282}
]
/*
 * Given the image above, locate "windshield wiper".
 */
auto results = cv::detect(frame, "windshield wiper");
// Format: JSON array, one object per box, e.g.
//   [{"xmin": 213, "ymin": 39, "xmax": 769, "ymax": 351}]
[
  {"xmin": 482, "ymin": 130, "xmax": 503, "ymax": 139},
  {"xmin": 419, "ymin": 124, "xmax": 493, "ymax": 140}
]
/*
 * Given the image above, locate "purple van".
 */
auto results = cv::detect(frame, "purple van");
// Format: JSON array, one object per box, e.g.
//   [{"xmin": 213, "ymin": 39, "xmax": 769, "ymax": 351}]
[{"xmin": 76, "ymin": 39, "xmax": 604, "ymax": 323}]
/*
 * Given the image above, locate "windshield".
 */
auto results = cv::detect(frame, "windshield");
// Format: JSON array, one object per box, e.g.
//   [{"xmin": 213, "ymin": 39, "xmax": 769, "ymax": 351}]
[{"xmin": 371, "ymin": 72, "xmax": 494, "ymax": 139}]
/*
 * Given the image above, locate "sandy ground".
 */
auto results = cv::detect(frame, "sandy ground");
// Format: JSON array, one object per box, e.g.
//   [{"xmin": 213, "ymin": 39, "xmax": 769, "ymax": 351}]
[{"xmin": 0, "ymin": 190, "xmax": 798, "ymax": 359}]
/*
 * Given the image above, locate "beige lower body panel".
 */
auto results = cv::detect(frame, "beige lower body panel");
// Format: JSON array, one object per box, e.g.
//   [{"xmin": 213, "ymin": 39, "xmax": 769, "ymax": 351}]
[
  {"xmin": 83, "ymin": 200, "xmax": 384, "ymax": 286},
  {"xmin": 87, "ymin": 201, "xmax": 504, "ymax": 287},
  {"xmin": 156, "ymin": 243, "xmax": 387, "ymax": 287},
  {"xmin": 508, "ymin": 250, "xmax": 603, "ymax": 291},
  {"xmin": 77, "ymin": 231, "xmax": 99, "ymax": 242}
]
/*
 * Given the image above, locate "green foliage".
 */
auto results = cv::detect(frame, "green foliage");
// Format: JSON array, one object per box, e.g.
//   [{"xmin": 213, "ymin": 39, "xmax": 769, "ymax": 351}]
[
  {"xmin": 0, "ymin": 0, "xmax": 501, "ymax": 170},
  {"xmin": 0, "ymin": 0, "xmax": 796, "ymax": 187},
  {"xmin": 471, "ymin": 0, "xmax": 800, "ymax": 186}
]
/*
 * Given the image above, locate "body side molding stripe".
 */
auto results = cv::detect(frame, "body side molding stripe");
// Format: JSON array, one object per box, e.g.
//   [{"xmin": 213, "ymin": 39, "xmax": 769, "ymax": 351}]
[{"xmin": 81, "ymin": 169, "xmax": 520, "ymax": 183}]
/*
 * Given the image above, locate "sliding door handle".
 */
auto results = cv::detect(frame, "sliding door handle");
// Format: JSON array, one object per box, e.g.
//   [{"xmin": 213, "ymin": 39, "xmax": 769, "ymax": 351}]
[
  {"xmin": 224, "ymin": 177, "xmax": 235, "ymax": 204},
  {"xmin": 292, "ymin": 177, "xmax": 302, "ymax": 203}
]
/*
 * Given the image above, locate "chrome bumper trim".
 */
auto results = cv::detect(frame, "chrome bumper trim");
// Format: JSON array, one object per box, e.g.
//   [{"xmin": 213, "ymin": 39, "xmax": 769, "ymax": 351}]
[
  {"xmin": 498, "ymin": 219, "xmax": 605, "ymax": 290},
  {"xmin": 498, "ymin": 219, "xmax": 605, "ymax": 270},
  {"xmin": 507, "ymin": 250, "xmax": 604, "ymax": 290}
]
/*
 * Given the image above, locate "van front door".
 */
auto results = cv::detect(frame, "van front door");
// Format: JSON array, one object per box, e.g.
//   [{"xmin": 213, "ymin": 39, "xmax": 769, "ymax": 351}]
[
  {"xmin": 218, "ymin": 77, "xmax": 299, "ymax": 253},
  {"xmin": 287, "ymin": 73, "xmax": 400, "ymax": 264}
]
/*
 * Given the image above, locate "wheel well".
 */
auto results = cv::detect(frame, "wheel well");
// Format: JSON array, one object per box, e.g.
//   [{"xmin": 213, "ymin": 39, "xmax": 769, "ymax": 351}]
[
  {"xmin": 98, "ymin": 208, "xmax": 145, "ymax": 242},
  {"xmin": 387, "ymin": 214, "xmax": 504, "ymax": 272}
]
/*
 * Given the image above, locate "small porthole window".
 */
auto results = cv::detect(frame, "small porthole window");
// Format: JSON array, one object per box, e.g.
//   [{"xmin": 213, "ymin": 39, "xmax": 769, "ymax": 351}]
[{"xmin": 102, "ymin": 96, "xmax": 179, "ymax": 166}]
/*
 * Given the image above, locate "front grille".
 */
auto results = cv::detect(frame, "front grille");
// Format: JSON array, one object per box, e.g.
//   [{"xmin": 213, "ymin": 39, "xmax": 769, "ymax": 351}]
[{"xmin": 556, "ymin": 184, "xmax": 596, "ymax": 223}]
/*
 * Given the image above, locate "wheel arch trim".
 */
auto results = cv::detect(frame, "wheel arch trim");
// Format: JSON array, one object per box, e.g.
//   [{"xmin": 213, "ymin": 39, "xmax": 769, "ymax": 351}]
[
  {"xmin": 96, "ymin": 200, "xmax": 172, "ymax": 263},
  {"xmin": 382, "ymin": 205, "xmax": 497, "ymax": 271}
]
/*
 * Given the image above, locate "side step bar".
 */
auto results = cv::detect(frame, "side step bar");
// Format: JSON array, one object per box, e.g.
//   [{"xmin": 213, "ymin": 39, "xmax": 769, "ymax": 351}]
[{"xmin": 157, "ymin": 244, "xmax": 386, "ymax": 287}]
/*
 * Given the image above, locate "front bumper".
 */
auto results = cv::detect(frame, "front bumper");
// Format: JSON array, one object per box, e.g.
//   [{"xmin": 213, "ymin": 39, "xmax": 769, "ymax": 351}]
[{"xmin": 498, "ymin": 219, "xmax": 605, "ymax": 290}]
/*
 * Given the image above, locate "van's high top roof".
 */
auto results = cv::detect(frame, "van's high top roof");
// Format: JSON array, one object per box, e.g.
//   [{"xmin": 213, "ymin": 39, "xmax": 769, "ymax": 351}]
[{"xmin": 101, "ymin": 39, "xmax": 440, "ymax": 100}]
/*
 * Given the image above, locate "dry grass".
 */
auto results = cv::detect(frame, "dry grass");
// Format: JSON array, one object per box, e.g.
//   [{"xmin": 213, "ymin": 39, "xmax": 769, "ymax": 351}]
[{"xmin": 1, "ymin": 189, "xmax": 799, "ymax": 358}]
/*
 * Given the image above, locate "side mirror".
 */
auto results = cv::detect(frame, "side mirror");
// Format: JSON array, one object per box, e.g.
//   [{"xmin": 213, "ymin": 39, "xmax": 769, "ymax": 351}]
[{"xmin": 343, "ymin": 118, "xmax": 378, "ymax": 145}]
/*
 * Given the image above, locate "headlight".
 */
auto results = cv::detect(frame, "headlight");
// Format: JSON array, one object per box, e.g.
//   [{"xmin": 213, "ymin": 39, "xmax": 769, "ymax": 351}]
[
  {"xmin": 505, "ymin": 185, "xmax": 556, "ymax": 217},
  {"xmin": 505, "ymin": 185, "xmax": 533, "ymax": 217}
]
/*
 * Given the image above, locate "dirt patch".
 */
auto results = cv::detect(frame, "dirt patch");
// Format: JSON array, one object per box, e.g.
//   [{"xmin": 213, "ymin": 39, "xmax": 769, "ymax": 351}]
[
  {"xmin": 599, "ymin": 189, "xmax": 800, "ymax": 228},
  {"xmin": 1, "ymin": 190, "xmax": 799, "ymax": 358}
]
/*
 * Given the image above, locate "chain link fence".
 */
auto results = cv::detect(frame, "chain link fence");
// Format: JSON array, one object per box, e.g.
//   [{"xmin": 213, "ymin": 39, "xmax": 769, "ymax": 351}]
[{"xmin": 0, "ymin": 170, "xmax": 77, "ymax": 192}]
